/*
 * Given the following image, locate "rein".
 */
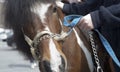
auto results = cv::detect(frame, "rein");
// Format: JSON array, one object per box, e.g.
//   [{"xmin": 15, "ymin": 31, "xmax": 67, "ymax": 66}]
[{"xmin": 63, "ymin": 15, "xmax": 120, "ymax": 71}]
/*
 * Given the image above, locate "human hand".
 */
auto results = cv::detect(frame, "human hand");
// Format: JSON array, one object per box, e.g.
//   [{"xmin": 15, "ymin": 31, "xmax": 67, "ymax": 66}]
[
  {"xmin": 56, "ymin": 0, "xmax": 82, "ymax": 9},
  {"xmin": 77, "ymin": 14, "xmax": 94, "ymax": 31},
  {"xmin": 56, "ymin": 1, "xmax": 64, "ymax": 9}
]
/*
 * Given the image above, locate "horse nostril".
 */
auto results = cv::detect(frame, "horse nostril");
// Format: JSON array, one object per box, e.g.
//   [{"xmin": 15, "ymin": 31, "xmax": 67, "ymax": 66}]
[
  {"xmin": 41, "ymin": 55, "xmax": 66, "ymax": 72},
  {"xmin": 59, "ymin": 55, "xmax": 66, "ymax": 72},
  {"xmin": 43, "ymin": 60, "xmax": 52, "ymax": 72}
]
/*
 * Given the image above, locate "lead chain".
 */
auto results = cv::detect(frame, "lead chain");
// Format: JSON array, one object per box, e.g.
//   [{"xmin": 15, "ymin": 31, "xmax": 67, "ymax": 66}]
[{"xmin": 88, "ymin": 31, "xmax": 103, "ymax": 72}]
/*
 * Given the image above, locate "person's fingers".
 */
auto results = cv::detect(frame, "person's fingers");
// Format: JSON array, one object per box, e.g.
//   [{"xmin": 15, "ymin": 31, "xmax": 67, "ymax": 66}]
[
  {"xmin": 78, "ymin": 17, "xmax": 84, "ymax": 28},
  {"xmin": 68, "ymin": 0, "xmax": 82, "ymax": 3},
  {"xmin": 56, "ymin": 1, "xmax": 64, "ymax": 9},
  {"xmin": 79, "ymin": 22, "xmax": 89, "ymax": 31},
  {"xmin": 82, "ymin": 23, "xmax": 88, "ymax": 31},
  {"xmin": 78, "ymin": 18, "xmax": 88, "ymax": 30},
  {"xmin": 77, "ymin": 14, "xmax": 94, "ymax": 31}
]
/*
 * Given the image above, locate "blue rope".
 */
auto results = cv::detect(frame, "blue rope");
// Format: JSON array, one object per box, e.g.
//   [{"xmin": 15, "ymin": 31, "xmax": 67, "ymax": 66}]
[
  {"xmin": 63, "ymin": 15, "xmax": 120, "ymax": 67},
  {"xmin": 63, "ymin": 15, "xmax": 83, "ymax": 27}
]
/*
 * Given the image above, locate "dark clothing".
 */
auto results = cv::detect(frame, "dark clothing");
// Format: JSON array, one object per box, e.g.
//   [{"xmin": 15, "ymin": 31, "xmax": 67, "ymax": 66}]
[{"xmin": 62, "ymin": 0, "xmax": 120, "ymax": 71}]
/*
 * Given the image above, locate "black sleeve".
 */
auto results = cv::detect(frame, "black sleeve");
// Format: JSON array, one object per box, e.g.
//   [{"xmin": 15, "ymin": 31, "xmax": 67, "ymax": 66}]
[
  {"xmin": 62, "ymin": 0, "xmax": 101, "ymax": 15},
  {"xmin": 91, "ymin": 3, "xmax": 120, "ymax": 29}
]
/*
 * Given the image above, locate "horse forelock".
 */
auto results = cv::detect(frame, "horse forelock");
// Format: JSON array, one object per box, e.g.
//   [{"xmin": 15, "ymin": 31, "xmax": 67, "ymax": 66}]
[
  {"xmin": 4, "ymin": 0, "xmax": 54, "ymax": 28},
  {"xmin": 31, "ymin": 3, "xmax": 51, "ymax": 24}
]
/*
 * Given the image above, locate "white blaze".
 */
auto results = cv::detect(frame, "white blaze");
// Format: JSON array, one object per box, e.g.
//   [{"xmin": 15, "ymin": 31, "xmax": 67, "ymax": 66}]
[
  {"xmin": 44, "ymin": 27, "xmax": 62, "ymax": 71},
  {"xmin": 49, "ymin": 38, "xmax": 62, "ymax": 72},
  {"xmin": 31, "ymin": 3, "xmax": 51, "ymax": 23},
  {"xmin": 73, "ymin": 29, "xmax": 94, "ymax": 72}
]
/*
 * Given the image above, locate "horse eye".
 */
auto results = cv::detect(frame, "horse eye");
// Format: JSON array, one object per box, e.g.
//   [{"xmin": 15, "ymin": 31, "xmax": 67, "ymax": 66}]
[{"xmin": 53, "ymin": 7, "xmax": 57, "ymax": 13}]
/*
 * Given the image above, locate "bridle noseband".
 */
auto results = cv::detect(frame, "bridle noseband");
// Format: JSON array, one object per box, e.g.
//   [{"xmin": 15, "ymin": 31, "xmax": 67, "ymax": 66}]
[{"xmin": 24, "ymin": 30, "xmax": 60, "ymax": 60}]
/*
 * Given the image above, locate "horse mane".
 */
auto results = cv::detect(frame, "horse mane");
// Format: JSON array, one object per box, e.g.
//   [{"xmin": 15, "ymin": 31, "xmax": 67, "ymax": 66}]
[
  {"xmin": 3, "ymin": 0, "xmax": 37, "ymax": 58},
  {"xmin": 4, "ymin": 0, "xmax": 35, "ymax": 28},
  {"xmin": 4, "ymin": 0, "xmax": 55, "ymax": 28}
]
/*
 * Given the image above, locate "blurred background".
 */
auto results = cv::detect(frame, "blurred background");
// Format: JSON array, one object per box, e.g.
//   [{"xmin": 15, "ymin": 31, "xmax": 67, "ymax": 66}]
[{"xmin": 0, "ymin": 1, "xmax": 39, "ymax": 72}]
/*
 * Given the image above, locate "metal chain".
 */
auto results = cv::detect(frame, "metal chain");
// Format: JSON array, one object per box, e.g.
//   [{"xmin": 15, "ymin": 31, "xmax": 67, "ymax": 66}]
[{"xmin": 88, "ymin": 31, "xmax": 103, "ymax": 72}]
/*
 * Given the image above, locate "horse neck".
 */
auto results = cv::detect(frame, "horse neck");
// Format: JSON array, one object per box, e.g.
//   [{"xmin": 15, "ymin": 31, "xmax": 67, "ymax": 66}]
[{"xmin": 61, "ymin": 26, "xmax": 92, "ymax": 72}]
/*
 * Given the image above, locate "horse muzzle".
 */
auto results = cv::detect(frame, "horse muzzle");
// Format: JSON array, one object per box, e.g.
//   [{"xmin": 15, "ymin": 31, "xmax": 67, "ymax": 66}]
[{"xmin": 39, "ymin": 55, "xmax": 67, "ymax": 72}]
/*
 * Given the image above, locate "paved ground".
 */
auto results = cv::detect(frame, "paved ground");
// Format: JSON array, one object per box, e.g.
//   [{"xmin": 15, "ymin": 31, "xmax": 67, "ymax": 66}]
[{"xmin": 0, "ymin": 40, "xmax": 39, "ymax": 72}]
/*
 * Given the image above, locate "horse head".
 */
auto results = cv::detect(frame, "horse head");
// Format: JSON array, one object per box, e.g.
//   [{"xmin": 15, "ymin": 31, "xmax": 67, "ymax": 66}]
[
  {"xmin": 4, "ymin": 0, "xmax": 67, "ymax": 71},
  {"xmin": 22, "ymin": 1, "xmax": 68, "ymax": 72}
]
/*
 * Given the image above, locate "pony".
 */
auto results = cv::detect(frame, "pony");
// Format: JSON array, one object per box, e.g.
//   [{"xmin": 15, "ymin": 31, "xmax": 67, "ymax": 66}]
[{"xmin": 4, "ymin": 0, "xmax": 114, "ymax": 72}]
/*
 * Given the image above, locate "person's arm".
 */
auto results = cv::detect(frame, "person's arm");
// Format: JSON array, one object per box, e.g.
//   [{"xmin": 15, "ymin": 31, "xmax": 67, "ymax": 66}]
[
  {"xmin": 62, "ymin": 0, "xmax": 101, "ymax": 15},
  {"xmin": 77, "ymin": 3, "xmax": 120, "ymax": 31},
  {"xmin": 91, "ymin": 3, "xmax": 120, "ymax": 29}
]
